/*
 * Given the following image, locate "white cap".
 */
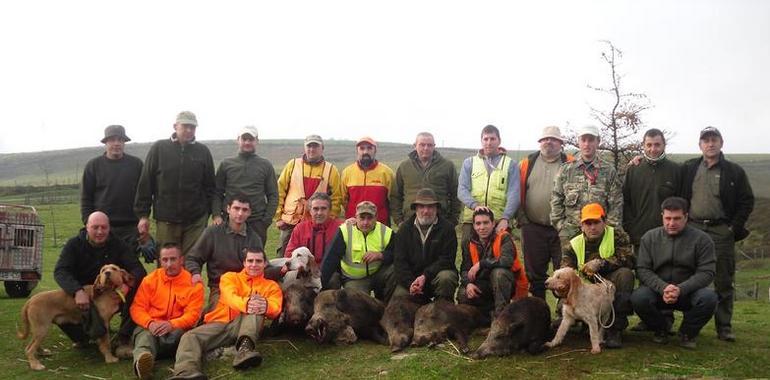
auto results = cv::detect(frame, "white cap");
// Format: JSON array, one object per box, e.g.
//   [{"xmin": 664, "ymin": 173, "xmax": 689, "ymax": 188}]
[
  {"xmin": 238, "ymin": 126, "xmax": 258, "ymax": 139},
  {"xmin": 576, "ymin": 125, "xmax": 600, "ymax": 137}
]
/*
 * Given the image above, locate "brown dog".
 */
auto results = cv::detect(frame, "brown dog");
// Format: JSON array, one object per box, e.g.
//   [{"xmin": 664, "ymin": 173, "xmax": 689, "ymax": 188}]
[{"xmin": 17, "ymin": 264, "xmax": 131, "ymax": 370}]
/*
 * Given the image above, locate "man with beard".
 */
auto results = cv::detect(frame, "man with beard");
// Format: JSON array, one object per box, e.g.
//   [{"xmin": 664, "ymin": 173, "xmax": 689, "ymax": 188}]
[
  {"xmin": 341, "ymin": 137, "xmax": 395, "ymax": 225},
  {"xmin": 212, "ymin": 126, "xmax": 278, "ymax": 246}
]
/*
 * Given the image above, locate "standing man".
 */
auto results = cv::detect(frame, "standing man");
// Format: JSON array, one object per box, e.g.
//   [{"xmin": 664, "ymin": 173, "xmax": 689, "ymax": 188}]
[
  {"xmin": 458, "ymin": 125, "xmax": 521, "ymax": 244},
  {"xmin": 341, "ymin": 136, "xmax": 395, "ymax": 225},
  {"xmin": 631, "ymin": 197, "xmax": 718, "ymax": 349},
  {"xmin": 551, "ymin": 125, "xmax": 623, "ymax": 249},
  {"xmin": 168, "ymin": 248, "xmax": 282, "ymax": 379},
  {"xmin": 321, "ymin": 201, "xmax": 395, "ymax": 301},
  {"xmin": 390, "ymin": 132, "xmax": 461, "ymax": 226},
  {"xmin": 81, "ymin": 125, "xmax": 143, "ymax": 253},
  {"xmin": 130, "ymin": 243, "xmax": 204, "ymax": 379},
  {"xmin": 274, "ymin": 135, "xmax": 343, "ymax": 256},
  {"xmin": 187, "ymin": 195, "xmax": 263, "ymax": 312},
  {"xmin": 392, "ymin": 188, "xmax": 458, "ymax": 302},
  {"xmin": 212, "ymin": 126, "xmax": 278, "ymax": 246},
  {"xmin": 134, "ymin": 111, "xmax": 216, "ymax": 256},
  {"xmin": 680, "ymin": 127, "xmax": 754, "ymax": 342},
  {"xmin": 517, "ymin": 126, "xmax": 573, "ymax": 299}
]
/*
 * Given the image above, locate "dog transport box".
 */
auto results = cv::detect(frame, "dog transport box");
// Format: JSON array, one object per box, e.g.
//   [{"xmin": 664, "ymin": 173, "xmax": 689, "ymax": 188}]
[{"xmin": 0, "ymin": 204, "xmax": 44, "ymax": 298}]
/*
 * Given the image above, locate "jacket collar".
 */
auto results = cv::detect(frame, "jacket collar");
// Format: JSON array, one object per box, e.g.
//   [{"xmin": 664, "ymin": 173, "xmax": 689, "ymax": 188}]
[{"xmin": 170, "ymin": 133, "xmax": 197, "ymax": 144}]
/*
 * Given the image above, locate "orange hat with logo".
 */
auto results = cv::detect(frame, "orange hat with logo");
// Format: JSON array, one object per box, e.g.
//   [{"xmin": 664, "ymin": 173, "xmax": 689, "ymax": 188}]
[{"xmin": 580, "ymin": 203, "xmax": 606, "ymax": 223}]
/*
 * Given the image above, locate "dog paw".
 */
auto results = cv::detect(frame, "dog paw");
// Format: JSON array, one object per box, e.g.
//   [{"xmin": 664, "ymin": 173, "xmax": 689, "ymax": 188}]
[
  {"xmin": 590, "ymin": 346, "xmax": 601, "ymax": 354},
  {"xmin": 544, "ymin": 341, "xmax": 556, "ymax": 348},
  {"xmin": 30, "ymin": 362, "xmax": 46, "ymax": 371},
  {"xmin": 104, "ymin": 355, "xmax": 119, "ymax": 364}
]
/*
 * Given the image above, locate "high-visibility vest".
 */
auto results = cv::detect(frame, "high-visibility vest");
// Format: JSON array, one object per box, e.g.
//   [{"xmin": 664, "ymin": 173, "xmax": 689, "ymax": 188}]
[
  {"xmin": 339, "ymin": 222, "xmax": 392, "ymax": 279},
  {"xmin": 281, "ymin": 158, "xmax": 333, "ymax": 225},
  {"xmin": 569, "ymin": 226, "xmax": 615, "ymax": 268},
  {"xmin": 468, "ymin": 231, "xmax": 529, "ymax": 299},
  {"xmin": 462, "ymin": 154, "xmax": 511, "ymax": 223}
]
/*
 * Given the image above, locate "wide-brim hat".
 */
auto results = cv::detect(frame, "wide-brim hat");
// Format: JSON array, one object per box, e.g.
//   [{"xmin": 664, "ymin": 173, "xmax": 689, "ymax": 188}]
[
  {"xmin": 410, "ymin": 188, "xmax": 441, "ymax": 210},
  {"xmin": 101, "ymin": 125, "xmax": 131, "ymax": 143}
]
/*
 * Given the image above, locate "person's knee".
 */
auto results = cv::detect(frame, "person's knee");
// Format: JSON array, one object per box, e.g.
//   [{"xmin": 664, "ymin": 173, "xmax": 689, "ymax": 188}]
[
  {"xmin": 610, "ymin": 268, "xmax": 635, "ymax": 292},
  {"xmin": 630, "ymin": 286, "xmax": 657, "ymax": 309},
  {"xmin": 434, "ymin": 270, "xmax": 458, "ymax": 287},
  {"xmin": 490, "ymin": 268, "xmax": 513, "ymax": 285},
  {"xmin": 693, "ymin": 288, "xmax": 718, "ymax": 309}
]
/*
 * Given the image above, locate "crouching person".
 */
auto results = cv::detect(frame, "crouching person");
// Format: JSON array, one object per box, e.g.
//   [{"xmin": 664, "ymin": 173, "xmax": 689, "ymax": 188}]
[
  {"xmin": 631, "ymin": 197, "xmax": 717, "ymax": 349},
  {"xmin": 168, "ymin": 247, "xmax": 283, "ymax": 380},
  {"xmin": 459, "ymin": 209, "xmax": 528, "ymax": 319},
  {"xmin": 560, "ymin": 203, "xmax": 634, "ymax": 348},
  {"xmin": 130, "ymin": 243, "xmax": 204, "ymax": 379}
]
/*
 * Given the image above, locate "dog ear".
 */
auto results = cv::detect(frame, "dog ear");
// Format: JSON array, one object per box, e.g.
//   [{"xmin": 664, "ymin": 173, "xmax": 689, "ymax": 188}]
[
  {"xmin": 308, "ymin": 256, "xmax": 321, "ymax": 277},
  {"xmin": 120, "ymin": 269, "xmax": 136, "ymax": 288},
  {"xmin": 565, "ymin": 269, "xmax": 582, "ymax": 307}
]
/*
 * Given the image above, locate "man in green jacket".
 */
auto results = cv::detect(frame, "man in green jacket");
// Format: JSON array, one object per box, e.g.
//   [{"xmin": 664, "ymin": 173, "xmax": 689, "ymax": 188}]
[
  {"xmin": 212, "ymin": 126, "xmax": 278, "ymax": 246},
  {"xmin": 135, "ymin": 111, "xmax": 216, "ymax": 256},
  {"xmin": 390, "ymin": 132, "xmax": 461, "ymax": 226}
]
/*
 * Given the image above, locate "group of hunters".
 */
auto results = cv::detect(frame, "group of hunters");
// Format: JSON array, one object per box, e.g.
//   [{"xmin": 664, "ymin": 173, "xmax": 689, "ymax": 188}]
[{"xmin": 55, "ymin": 110, "xmax": 754, "ymax": 379}]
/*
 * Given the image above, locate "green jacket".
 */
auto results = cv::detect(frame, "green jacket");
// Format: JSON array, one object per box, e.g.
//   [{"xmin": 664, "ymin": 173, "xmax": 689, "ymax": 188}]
[
  {"xmin": 212, "ymin": 152, "xmax": 278, "ymax": 224},
  {"xmin": 622, "ymin": 157, "xmax": 680, "ymax": 245},
  {"xmin": 134, "ymin": 136, "xmax": 216, "ymax": 223},
  {"xmin": 390, "ymin": 150, "xmax": 461, "ymax": 225}
]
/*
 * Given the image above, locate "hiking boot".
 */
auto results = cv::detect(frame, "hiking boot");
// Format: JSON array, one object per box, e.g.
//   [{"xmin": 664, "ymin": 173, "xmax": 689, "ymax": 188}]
[
  {"xmin": 166, "ymin": 371, "xmax": 208, "ymax": 380},
  {"xmin": 679, "ymin": 334, "xmax": 697, "ymax": 349},
  {"xmin": 134, "ymin": 351, "xmax": 154, "ymax": 380},
  {"xmin": 232, "ymin": 338, "xmax": 262, "ymax": 370},
  {"xmin": 603, "ymin": 329, "xmax": 623, "ymax": 349},
  {"xmin": 630, "ymin": 321, "xmax": 649, "ymax": 332},
  {"xmin": 652, "ymin": 330, "xmax": 669, "ymax": 344},
  {"xmin": 717, "ymin": 328, "xmax": 736, "ymax": 342}
]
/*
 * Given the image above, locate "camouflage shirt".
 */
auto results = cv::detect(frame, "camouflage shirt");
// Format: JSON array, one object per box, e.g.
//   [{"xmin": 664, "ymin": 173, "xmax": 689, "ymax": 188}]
[
  {"xmin": 550, "ymin": 154, "xmax": 623, "ymax": 239},
  {"xmin": 560, "ymin": 227, "xmax": 634, "ymax": 275}
]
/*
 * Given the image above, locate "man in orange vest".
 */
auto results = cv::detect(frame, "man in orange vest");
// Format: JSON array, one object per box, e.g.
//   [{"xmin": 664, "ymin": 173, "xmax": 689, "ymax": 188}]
[
  {"xmin": 130, "ymin": 243, "xmax": 204, "ymax": 380},
  {"xmin": 459, "ymin": 208, "xmax": 528, "ymax": 318},
  {"xmin": 168, "ymin": 248, "xmax": 282, "ymax": 380}
]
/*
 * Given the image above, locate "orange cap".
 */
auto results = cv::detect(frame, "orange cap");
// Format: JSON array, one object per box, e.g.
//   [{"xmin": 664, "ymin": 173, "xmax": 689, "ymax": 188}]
[
  {"xmin": 580, "ymin": 203, "xmax": 605, "ymax": 223},
  {"xmin": 356, "ymin": 136, "xmax": 377, "ymax": 147}
]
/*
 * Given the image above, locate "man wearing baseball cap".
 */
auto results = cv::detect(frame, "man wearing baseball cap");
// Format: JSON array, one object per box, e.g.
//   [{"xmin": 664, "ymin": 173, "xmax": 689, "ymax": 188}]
[
  {"xmin": 517, "ymin": 126, "xmax": 574, "ymax": 299},
  {"xmin": 321, "ymin": 200, "xmax": 395, "ymax": 301},
  {"xmin": 212, "ymin": 126, "xmax": 278, "ymax": 245},
  {"xmin": 274, "ymin": 134, "xmax": 343, "ymax": 256},
  {"xmin": 680, "ymin": 126, "xmax": 754, "ymax": 342},
  {"xmin": 560, "ymin": 203, "xmax": 634, "ymax": 348},
  {"xmin": 341, "ymin": 136, "xmax": 395, "ymax": 225}
]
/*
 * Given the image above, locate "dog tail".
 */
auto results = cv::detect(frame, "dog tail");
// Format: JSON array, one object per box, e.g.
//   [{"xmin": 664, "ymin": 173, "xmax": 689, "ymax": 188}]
[{"xmin": 17, "ymin": 301, "xmax": 30, "ymax": 340}]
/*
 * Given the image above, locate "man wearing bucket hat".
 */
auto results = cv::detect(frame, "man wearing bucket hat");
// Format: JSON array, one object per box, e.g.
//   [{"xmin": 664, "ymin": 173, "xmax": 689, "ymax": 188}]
[
  {"xmin": 560, "ymin": 203, "xmax": 634, "ymax": 348},
  {"xmin": 516, "ymin": 126, "xmax": 574, "ymax": 300},
  {"xmin": 341, "ymin": 136, "xmax": 395, "ymax": 225},
  {"xmin": 391, "ymin": 188, "xmax": 458, "ymax": 302},
  {"xmin": 680, "ymin": 126, "xmax": 754, "ymax": 342},
  {"xmin": 81, "ymin": 125, "xmax": 144, "ymax": 254},
  {"xmin": 135, "ymin": 111, "xmax": 216, "ymax": 256},
  {"xmin": 212, "ymin": 126, "xmax": 278, "ymax": 246}
]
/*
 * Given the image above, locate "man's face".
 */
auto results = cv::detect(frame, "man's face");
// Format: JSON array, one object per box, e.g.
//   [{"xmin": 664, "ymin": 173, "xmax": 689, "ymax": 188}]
[
  {"xmin": 238, "ymin": 134, "xmax": 257, "ymax": 153},
  {"xmin": 174, "ymin": 123, "xmax": 196, "ymax": 143},
  {"xmin": 643, "ymin": 135, "xmax": 665, "ymax": 159},
  {"xmin": 159, "ymin": 247, "xmax": 184, "ymax": 277},
  {"xmin": 357, "ymin": 143, "xmax": 376, "ymax": 162},
  {"xmin": 356, "ymin": 213, "xmax": 376, "ymax": 233},
  {"xmin": 414, "ymin": 135, "xmax": 435, "ymax": 162},
  {"xmin": 104, "ymin": 136, "xmax": 126, "ymax": 160},
  {"xmin": 578, "ymin": 134, "xmax": 599, "ymax": 160},
  {"xmin": 473, "ymin": 215, "xmax": 494, "ymax": 240},
  {"xmin": 699, "ymin": 135, "xmax": 723, "ymax": 160},
  {"xmin": 243, "ymin": 251, "xmax": 267, "ymax": 277},
  {"xmin": 86, "ymin": 215, "xmax": 110, "ymax": 245},
  {"xmin": 538, "ymin": 137, "xmax": 562, "ymax": 158},
  {"xmin": 415, "ymin": 204, "xmax": 438, "ymax": 225},
  {"xmin": 662, "ymin": 209, "xmax": 688, "ymax": 236},
  {"xmin": 309, "ymin": 198, "xmax": 331, "ymax": 224},
  {"xmin": 227, "ymin": 200, "xmax": 252, "ymax": 225},
  {"xmin": 481, "ymin": 133, "xmax": 500, "ymax": 156},
  {"xmin": 581, "ymin": 218, "xmax": 606, "ymax": 241},
  {"xmin": 304, "ymin": 142, "xmax": 323, "ymax": 161}
]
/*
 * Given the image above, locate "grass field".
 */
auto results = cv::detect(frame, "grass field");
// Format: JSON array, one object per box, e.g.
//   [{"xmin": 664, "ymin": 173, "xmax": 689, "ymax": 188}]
[{"xmin": 1, "ymin": 201, "xmax": 769, "ymax": 379}]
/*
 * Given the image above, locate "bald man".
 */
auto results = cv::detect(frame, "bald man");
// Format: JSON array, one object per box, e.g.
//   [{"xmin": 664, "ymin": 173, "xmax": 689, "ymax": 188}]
[{"xmin": 54, "ymin": 211, "xmax": 147, "ymax": 351}]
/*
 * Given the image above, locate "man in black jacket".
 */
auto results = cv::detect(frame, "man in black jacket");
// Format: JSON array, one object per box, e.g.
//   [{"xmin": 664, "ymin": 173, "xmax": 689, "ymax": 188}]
[
  {"xmin": 680, "ymin": 127, "xmax": 754, "ymax": 342},
  {"xmin": 54, "ymin": 211, "xmax": 147, "ymax": 348},
  {"xmin": 392, "ymin": 188, "xmax": 458, "ymax": 302}
]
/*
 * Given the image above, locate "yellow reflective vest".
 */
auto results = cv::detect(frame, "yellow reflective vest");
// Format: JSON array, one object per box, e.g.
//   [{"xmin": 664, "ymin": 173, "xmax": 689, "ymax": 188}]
[
  {"xmin": 462, "ymin": 154, "xmax": 512, "ymax": 223},
  {"xmin": 569, "ymin": 226, "xmax": 615, "ymax": 268},
  {"xmin": 339, "ymin": 222, "xmax": 392, "ymax": 279}
]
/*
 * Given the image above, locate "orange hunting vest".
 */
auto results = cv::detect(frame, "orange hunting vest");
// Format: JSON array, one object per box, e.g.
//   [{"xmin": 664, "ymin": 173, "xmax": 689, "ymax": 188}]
[{"xmin": 469, "ymin": 231, "xmax": 529, "ymax": 299}]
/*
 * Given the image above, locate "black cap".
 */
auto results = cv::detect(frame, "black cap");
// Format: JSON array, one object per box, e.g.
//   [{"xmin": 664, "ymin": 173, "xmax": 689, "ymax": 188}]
[{"xmin": 699, "ymin": 126, "xmax": 722, "ymax": 140}]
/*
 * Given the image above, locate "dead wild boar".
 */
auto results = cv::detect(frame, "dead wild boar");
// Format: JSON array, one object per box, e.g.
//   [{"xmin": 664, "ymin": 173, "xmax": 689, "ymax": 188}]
[
  {"xmin": 280, "ymin": 282, "xmax": 318, "ymax": 329},
  {"xmin": 471, "ymin": 297, "xmax": 552, "ymax": 359},
  {"xmin": 412, "ymin": 300, "xmax": 482, "ymax": 353},
  {"xmin": 305, "ymin": 288, "xmax": 386, "ymax": 345},
  {"xmin": 380, "ymin": 295, "xmax": 424, "ymax": 352},
  {"xmin": 334, "ymin": 288, "xmax": 388, "ymax": 344}
]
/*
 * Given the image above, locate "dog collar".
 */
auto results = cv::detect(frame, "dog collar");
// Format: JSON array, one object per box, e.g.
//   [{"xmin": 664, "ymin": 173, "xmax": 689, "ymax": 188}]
[{"xmin": 115, "ymin": 288, "xmax": 126, "ymax": 303}]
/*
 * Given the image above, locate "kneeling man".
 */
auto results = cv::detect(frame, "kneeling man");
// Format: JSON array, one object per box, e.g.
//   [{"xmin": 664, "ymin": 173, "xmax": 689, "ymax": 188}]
[
  {"xmin": 130, "ymin": 243, "xmax": 204, "ymax": 379},
  {"xmin": 631, "ymin": 196, "xmax": 717, "ymax": 349},
  {"xmin": 168, "ymin": 247, "xmax": 283, "ymax": 380}
]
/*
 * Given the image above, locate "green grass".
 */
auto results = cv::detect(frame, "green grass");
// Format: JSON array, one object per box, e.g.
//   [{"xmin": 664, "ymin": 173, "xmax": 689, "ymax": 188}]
[{"xmin": 1, "ymin": 202, "xmax": 769, "ymax": 379}]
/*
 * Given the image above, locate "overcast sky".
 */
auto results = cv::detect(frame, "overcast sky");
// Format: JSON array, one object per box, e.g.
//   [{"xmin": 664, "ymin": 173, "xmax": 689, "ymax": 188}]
[{"xmin": 1, "ymin": 0, "xmax": 768, "ymax": 154}]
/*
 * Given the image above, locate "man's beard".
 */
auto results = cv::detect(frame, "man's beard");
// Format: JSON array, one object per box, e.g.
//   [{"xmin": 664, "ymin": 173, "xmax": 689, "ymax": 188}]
[
  {"xmin": 416, "ymin": 215, "xmax": 437, "ymax": 226},
  {"xmin": 359, "ymin": 154, "xmax": 375, "ymax": 168}
]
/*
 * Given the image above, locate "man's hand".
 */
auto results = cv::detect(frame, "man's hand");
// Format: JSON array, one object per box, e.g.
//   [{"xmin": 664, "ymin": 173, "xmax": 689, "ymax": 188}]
[
  {"xmin": 148, "ymin": 320, "xmax": 173, "ymax": 336},
  {"xmin": 627, "ymin": 155, "xmax": 643, "ymax": 167},
  {"xmin": 465, "ymin": 283, "xmax": 482, "ymax": 299},
  {"xmin": 191, "ymin": 273, "xmax": 202, "ymax": 286},
  {"xmin": 496, "ymin": 219, "xmax": 509, "ymax": 233},
  {"xmin": 467, "ymin": 262, "xmax": 481, "ymax": 282},
  {"xmin": 137, "ymin": 217, "xmax": 150, "ymax": 236},
  {"xmin": 247, "ymin": 294, "xmax": 268, "ymax": 315},
  {"xmin": 74, "ymin": 289, "xmax": 90, "ymax": 311},
  {"xmin": 276, "ymin": 220, "xmax": 288, "ymax": 230},
  {"xmin": 344, "ymin": 217, "xmax": 356, "ymax": 226},
  {"xmin": 410, "ymin": 275, "xmax": 426, "ymax": 295},
  {"xmin": 280, "ymin": 264, "xmax": 289, "ymax": 277},
  {"xmin": 581, "ymin": 259, "xmax": 603, "ymax": 277},
  {"xmin": 211, "ymin": 215, "xmax": 224, "ymax": 226},
  {"xmin": 362, "ymin": 251, "xmax": 383, "ymax": 263},
  {"xmin": 662, "ymin": 284, "xmax": 680, "ymax": 304},
  {"xmin": 473, "ymin": 205, "xmax": 491, "ymax": 213}
]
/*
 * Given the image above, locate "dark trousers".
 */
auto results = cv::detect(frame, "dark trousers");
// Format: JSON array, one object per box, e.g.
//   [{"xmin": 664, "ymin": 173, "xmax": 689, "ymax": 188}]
[
  {"xmin": 631, "ymin": 286, "xmax": 718, "ymax": 338},
  {"xmin": 246, "ymin": 219, "xmax": 268, "ymax": 252},
  {"xmin": 690, "ymin": 222, "xmax": 735, "ymax": 332},
  {"xmin": 521, "ymin": 223, "xmax": 561, "ymax": 299}
]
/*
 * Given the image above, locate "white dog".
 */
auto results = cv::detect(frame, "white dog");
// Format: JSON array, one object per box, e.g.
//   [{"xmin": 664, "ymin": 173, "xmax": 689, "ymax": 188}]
[{"xmin": 269, "ymin": 247, "xmax": 321, "ymax": 292}]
